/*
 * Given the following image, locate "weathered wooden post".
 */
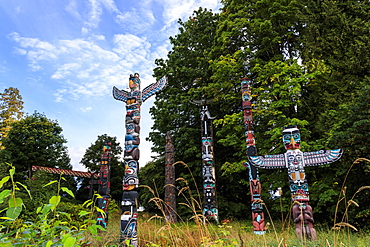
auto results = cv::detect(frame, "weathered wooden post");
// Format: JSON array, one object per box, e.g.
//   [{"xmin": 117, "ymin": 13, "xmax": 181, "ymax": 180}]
[
  {"xmin": 164, "ymin": 131, "xmax": 177, "ymax": 223},
  {"xmin": 113, "ymin": 73, "xmax": 167, "ymax": 246},
  {"xmin": 241, "ymin": 78, "xmax": 266, "ymax": 235}
]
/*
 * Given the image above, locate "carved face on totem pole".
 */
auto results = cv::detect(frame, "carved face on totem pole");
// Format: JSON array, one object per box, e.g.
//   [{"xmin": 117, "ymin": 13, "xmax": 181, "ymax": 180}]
[
  {"xmin": 282, "ymin": 126, "xmax": 301, "ymax": 150},
  {"xmin": 129, "ymin": 73, "xmax": 140, "ymax": 90},
  {"xmin": 282, "ymin": 126, "xmax": 308, "ymax": 201}
]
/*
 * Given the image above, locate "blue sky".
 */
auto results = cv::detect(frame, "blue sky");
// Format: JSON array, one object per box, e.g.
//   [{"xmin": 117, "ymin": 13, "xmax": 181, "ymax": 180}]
[{"xmin": 0, "ymin": 0, "xmax": 222, "ymax": 171}]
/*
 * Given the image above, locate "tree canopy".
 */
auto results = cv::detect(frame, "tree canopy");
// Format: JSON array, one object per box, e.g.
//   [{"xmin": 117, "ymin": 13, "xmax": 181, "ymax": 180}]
[
  {"xmin": 0, "ymin": 87, "xmax": 24, "ymax": 146},
  {"xmin": 78, "ymin": 134, "xmax": 124, "ymax": 202},
  {"xmin": 1, "ymin": 111, "xmax": 71, "ymax": 180},
  {"xmin": 142, "ymin": 0, "xmax": 370, "ymax": 228}
]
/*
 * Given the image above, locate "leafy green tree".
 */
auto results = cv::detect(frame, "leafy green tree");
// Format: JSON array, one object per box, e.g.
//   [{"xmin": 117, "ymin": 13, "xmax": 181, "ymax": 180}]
[
  {"xmin": 78, "ymin": 134, "xmax": 123, "ymax": 202},
  {"xmin": 295, "ymin": 0, "xmax": 370, "ymax": 224},
  {"xmin": 139, "ymin": 159, "xmax": 166, "ymax": 214},
  {"xmin": 145, "ymin": 0, "xmax": 370, "ymax": 227},
  {"xmin": 0, "ymin": 87, "xmax": 24, "ymax": 146},
  {"xmin": 298, "ymin": 0, "xmax": 370, "ymax": 142},
  {"xmin": 1, "ymin": 112, "xmax": 71, "ymax": 180},
  {"xmin": 149, "ymin": 8, "xmax": 220, "ymax": 218},
  {"xmin": 207, "ymin": 0, "xmax": 312, "ymax": 218}
]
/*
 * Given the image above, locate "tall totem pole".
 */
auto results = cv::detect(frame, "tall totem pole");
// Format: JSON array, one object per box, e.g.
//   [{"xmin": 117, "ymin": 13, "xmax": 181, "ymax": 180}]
[
  {"xmin": 113, "ymin": 73, "xmax": 167, "ymax": 246},
  {"xmin": 241, "ymin": 78, "xmax": 266, "ymax": 235},
  {"xmin": 192, "ymin": 97, "xmax": 218, "ymax": 223},
  {"xmin": 164, "ymin": 131, "xmax": 177, "ymax": 223},
  {"xmin": 96, "ymin": 142, "xmax": 112, "ymax": 228},
  {"xmin": 248, "ymin": 126, "xmax": 343, "ymax": 240}
]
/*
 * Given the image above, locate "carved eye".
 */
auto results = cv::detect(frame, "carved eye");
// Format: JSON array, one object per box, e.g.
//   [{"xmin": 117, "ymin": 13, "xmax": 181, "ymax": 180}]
[
  {"xmin": 284, "ymin": 135, "xmax": 291, "ymax": 140},
  {"xmin": 294, "ymin": 134, "xmax": 300, "ymax": 139}
]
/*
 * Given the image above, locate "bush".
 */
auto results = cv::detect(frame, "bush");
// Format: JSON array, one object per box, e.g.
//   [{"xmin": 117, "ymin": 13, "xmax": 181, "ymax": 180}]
[{"xmin": 0, "ymin": 163, "xmax": 105, "ymax": 246}]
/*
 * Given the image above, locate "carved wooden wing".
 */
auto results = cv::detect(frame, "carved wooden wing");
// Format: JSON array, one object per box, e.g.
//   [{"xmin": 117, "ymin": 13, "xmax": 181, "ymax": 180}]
[
  {"xmin": 248, "ymin": 154, "xmax": 286, "ymax": 169},
  {"xmin": 112, "ymin": 86, "xmax": 128, "ymax": 102},
  {"xmin": 142, "ymin": 76, "xmax": 167, "ymax": 102},
  {"xmin": 303, "ymin": 149, "xmax": 343, "ymax": 167}
]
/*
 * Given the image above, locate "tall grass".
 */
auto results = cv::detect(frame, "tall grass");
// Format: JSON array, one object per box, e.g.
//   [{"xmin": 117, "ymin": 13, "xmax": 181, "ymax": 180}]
[
  {"xmin": 91, "ymin": 212, "xmax": 370, "ymax": 247},
  {"xmin": 90, "ymin": 158, "xmax": 370, "ymax": 247}
]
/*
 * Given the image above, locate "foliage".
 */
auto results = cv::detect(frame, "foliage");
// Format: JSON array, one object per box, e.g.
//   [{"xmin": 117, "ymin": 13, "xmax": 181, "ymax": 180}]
[
  {"xmin": 148, "ymin": 7, "xmax": 221, "ymax": 219},
  {"xmin": 78, "ymin": 134, "xmax": 123, "ymax": 202},
  {"xmin": 145, "ymin": 0, "xmax": 370, "ymax": 230},
  {"xmin": 0, "ymin": 164, "xmax": 105, "ymax": 246},
  {"xmin": 0, "ymin": 111, "xmax": 71, "ymax": 181},
  {"xmin": 0, "ymin": 87, "xmax": 24, "ymax": 146}
]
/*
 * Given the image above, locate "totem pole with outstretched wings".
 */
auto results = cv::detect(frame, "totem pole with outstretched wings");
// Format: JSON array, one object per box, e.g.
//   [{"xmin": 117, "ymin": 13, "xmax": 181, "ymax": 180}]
[
  {"xmin": 113, "ymin": 73, "xmax": 167, "ymax": 246},
  {"xmin": 248, "ymin": 125, "xmax": 343, "ymax": 240}
]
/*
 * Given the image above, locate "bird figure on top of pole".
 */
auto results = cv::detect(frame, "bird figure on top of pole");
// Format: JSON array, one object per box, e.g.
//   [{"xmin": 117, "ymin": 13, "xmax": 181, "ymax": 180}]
[
  {"xmin": 248, "ymin": 125, "xmax": 343, "ymax": 240},
  {"xmin": 113, "ymin": 73, "xmax": 167, "ymax": 246}
]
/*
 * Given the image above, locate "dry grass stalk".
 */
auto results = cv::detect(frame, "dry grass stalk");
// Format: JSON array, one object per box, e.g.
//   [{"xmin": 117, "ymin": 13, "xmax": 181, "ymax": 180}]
[{"xmin": 333, "ymin": 222, "xmax": 358, "ymax": 231}]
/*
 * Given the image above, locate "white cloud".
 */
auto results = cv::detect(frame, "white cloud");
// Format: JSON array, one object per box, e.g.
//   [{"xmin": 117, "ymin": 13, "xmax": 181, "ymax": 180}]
[
  {"xmin": 14, "ymin": 5, "xmax": 23, "ymax": 14},
  {"xmin": 85, "ymin": 0, "xmax": 103, "ymax": 29},
  {"xmin": 54, "ymin": 88, "xmax": 67, "ymax": 103},
  {"xmin": 92, "ymin": 34, "xmax": 105, "ymax": 40},
  {"xmin": 113, "ymin": 34, "xmax": 150, "ymax": 57},
  {"xmin": 81, "ymin": 27, "xmax": 89, "ymax": 36},
  {"xmin": 65, "ymin": 0, "xmax": 81, "ymax": 20},
  {"xmin": 68, "ymin": 146, "xmax": 88, "ymax": 171},
  {"xmin": 159, "ymin": 0, "xmax": 221, "ymax": 31},
  {"xmin": 0, "ymin": 64, "xmax": 6, "ymax": 74},
  {"xmin": 80, "ymin": 106, "xmax": 92, "ymax": 112},
  {"xmin": 52, "ymin": 63, "xmax": 81, "ymax": 79},
  {"xmin": 7, "ymin": 0, "xmax": 222, "ymax": 103}
]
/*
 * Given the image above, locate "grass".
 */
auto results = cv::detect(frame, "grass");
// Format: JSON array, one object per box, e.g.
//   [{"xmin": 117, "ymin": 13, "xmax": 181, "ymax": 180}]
[
  {"xmin": 88, "ymin": 212, "xmax": 370, "ymax": 247},
  {"xmin": 88, "ymin": 159, "xmax": 370, "ymax": 247}
]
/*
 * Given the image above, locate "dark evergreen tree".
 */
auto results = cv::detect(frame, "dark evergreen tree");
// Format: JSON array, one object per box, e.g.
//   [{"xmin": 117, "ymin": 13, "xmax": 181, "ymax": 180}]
[
  {"xmin": 78, "ymin": 134, "xmax": 123, "ymax": 202},
  {"xmin": 296, "ymin": 0, "xmax": 370, "ymax": 225}
]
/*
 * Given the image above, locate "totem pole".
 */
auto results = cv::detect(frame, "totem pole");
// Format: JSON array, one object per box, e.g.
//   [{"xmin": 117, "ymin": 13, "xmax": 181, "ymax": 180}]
[
  {"xmin": 241, "ymin": 78, "xmax": 266, "ymax": 235},
  {"xmin": 248, "ymin": 125, "xmax": 343, "ymax": 240},
  {"xmin": 96, "ymin": 142, "xmax": 112, "ymax": 228},
  {"xmin": 112, "ymin": 73, "xmax": 166, "ymax": 246},
  {"xmin": 164, "ymin": 131, "xmax": 177, "ymax": 223},
  {"xmin": 191, "ymin": 97, "xmax": 218, "ymax": 223}
]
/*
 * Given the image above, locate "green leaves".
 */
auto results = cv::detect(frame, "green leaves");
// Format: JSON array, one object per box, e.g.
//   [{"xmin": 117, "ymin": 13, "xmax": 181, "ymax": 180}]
[
  {"xmin": 61, "ymin": 187, "xmax": 75, "ymax": 198},
  {"xmin": 6, "ymin": 194, "xmax": 23, "ymax": 219},
  {"xmin": 0, "ymin": 190, "xmax": 10, "ymax": 204},
  {"xmin": 0, "ymin": 165, "xmax": 101, "ymax": 246},
  {"xmin": 1, "ymin": 111, "xmax": 71, "ymax": 179},
  {"xmin": 0, "ymin": 176, "xmax": 9, "ymax": 190}
]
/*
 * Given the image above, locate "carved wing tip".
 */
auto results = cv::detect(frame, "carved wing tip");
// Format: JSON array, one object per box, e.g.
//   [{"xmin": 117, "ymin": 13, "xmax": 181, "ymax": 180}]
[
  {"xmin": 112, "ymin": 86, "xmax": 128, "ymax": 102},
  {"xmin": 141, "ymin": 75, "xmax": 167, "ymax": 102},
  {"xmin": 248, "ymin": 156, "xmax": 262, "ymax": 167}
]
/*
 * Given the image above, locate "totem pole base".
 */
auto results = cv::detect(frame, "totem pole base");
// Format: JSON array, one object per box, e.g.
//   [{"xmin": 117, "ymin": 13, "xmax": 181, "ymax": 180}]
[{"xmin": 293, "ymin": 203, "xmax": 317, "ymax": 241}]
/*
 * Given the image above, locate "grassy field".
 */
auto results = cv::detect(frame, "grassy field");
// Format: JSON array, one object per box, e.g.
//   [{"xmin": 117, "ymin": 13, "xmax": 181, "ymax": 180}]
[
  {"xmin": 89, "ymin": 159, "xmax": 370, "ymax": 247},
  {"xmin": 88, "ymin": 211, "xmax": 370, "ymax": 247}
]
